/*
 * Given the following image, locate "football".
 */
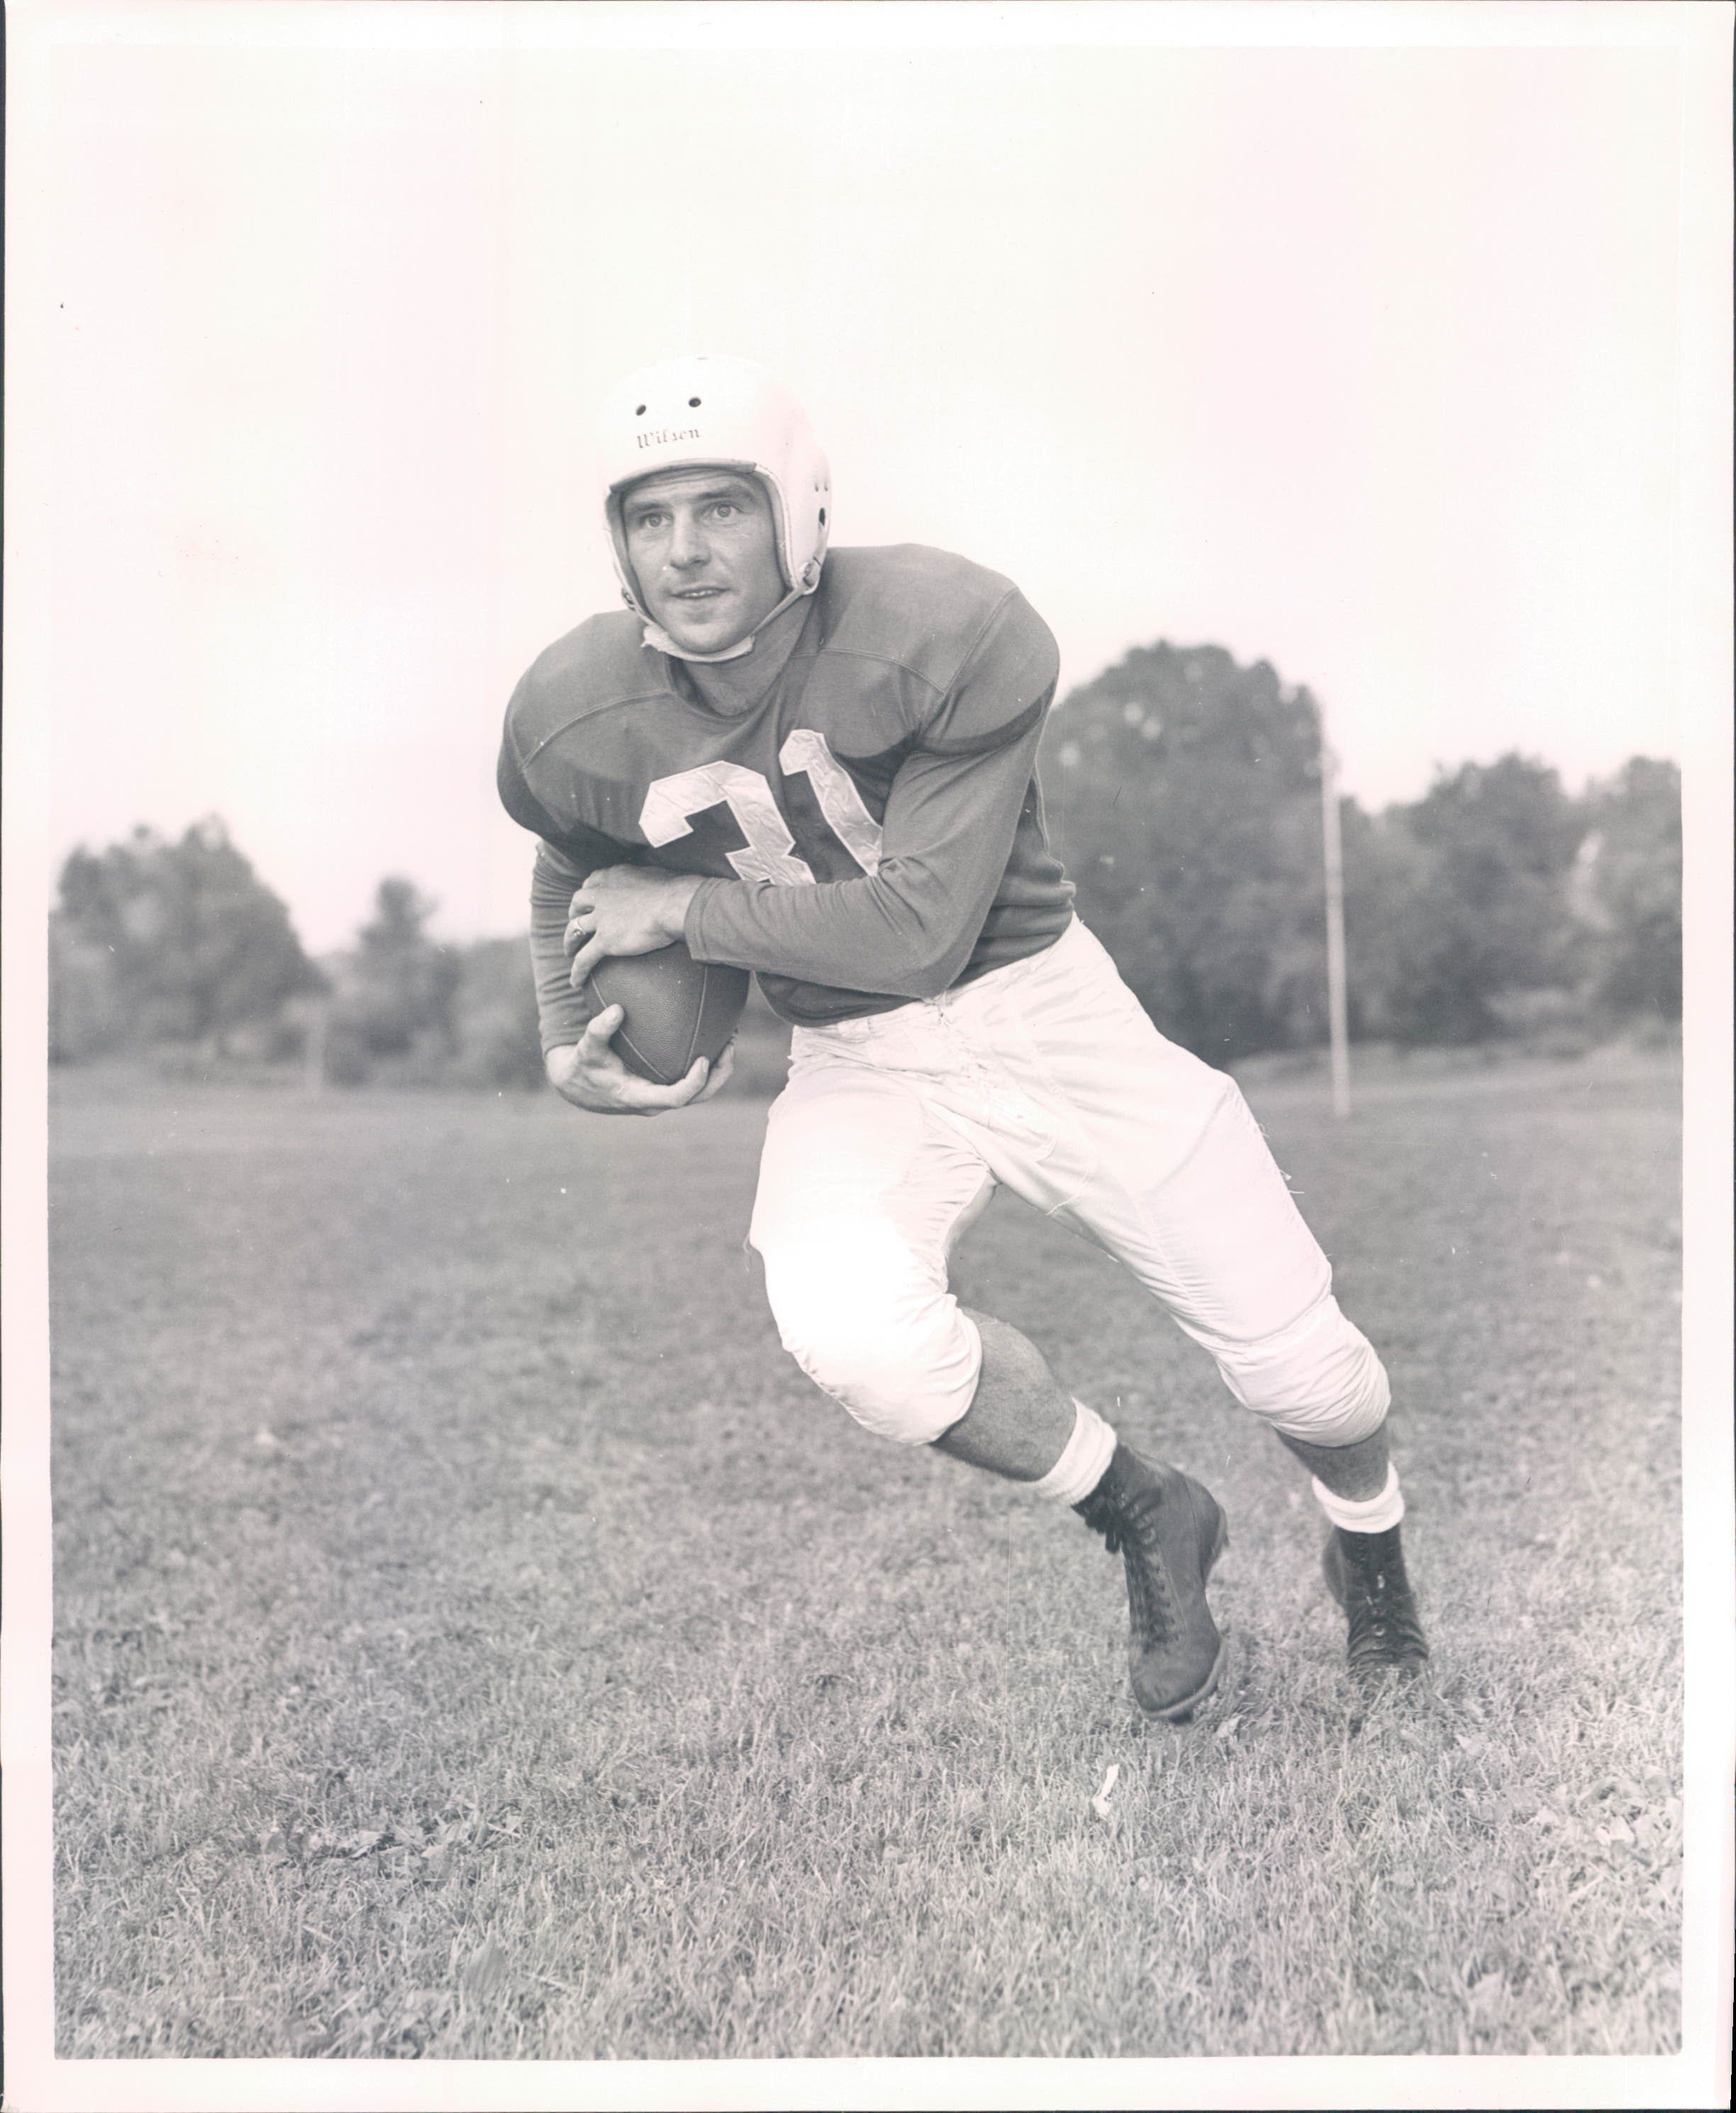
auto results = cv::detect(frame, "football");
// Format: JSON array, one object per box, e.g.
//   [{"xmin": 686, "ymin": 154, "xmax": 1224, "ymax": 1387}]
[{"xmin": 586, "ymin": 943, "xmax": 750, "ymax": 1086}]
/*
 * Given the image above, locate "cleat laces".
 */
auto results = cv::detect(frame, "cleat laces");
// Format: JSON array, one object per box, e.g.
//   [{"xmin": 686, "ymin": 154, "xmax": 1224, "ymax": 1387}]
[
  {"xmin": 1327, "ymin": 1528, "xmax": 1428, "ymax": 1675},
  {"xmin": 1089, "ymin": 1488, "xmax": 1175, "ymax": 1629}
]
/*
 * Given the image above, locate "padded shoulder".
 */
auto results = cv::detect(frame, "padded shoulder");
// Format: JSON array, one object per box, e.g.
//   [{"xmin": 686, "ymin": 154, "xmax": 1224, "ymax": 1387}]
[
  {"xmin": 818, "ymin": 545, "xmax": 1030, "ymax": 695},
  {"xmin": 506, "ymin": 609, "xmax": 675, "ymax": 758}
]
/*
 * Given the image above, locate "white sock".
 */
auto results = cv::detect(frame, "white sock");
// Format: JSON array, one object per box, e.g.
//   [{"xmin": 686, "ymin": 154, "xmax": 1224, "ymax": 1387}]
[
  {"xmin": 1028, "ymin": 1399, "xmax": 1118, "ymax": 1506},
  {"xmin": 1311, "ymin": 1463, "xmax": 1405, "ymax": 1534}
]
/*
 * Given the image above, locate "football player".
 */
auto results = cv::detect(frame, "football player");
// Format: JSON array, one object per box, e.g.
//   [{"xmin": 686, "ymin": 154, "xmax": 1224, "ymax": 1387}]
[{"xmin": 498, "ymin": 356, "xmax": 1427, "ymax": 1714}]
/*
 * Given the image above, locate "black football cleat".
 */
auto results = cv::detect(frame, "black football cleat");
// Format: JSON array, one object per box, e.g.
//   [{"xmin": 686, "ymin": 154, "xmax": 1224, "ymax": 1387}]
[
  {"xmin": 1075, "ymin": 1444, "xmax": 1228, "ymax": 1719},
  {"xmin": 1322, "ymin": 1524, "xmax": 1430, "ymax": 1681}
]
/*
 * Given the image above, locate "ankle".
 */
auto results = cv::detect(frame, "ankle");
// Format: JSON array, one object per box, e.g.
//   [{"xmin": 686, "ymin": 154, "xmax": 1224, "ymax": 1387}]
[
  {"xmin": 1030, "ymin": 1399, "xmax": 1118, "ymax": 1505},
  {"xmin": 1334, "ymin": 1520, "xmax": 1406, "ymax": 1565},
  {"xmin": 1311, "ymin": 1463, "xmax": 1404, "ymax": 1534}
]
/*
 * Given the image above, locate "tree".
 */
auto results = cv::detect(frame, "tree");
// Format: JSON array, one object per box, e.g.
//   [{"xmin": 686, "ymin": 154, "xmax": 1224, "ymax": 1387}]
[
  {"xmin": 51, "ymin": 819, "xmax": 319, "ymax": 1059},
  {"xmin": 1579, "ymin": 757, "xmax": 1681, "ymax": 1022},
  {"xmin": 1366, "ymin": 756, "xmax": 1588, "ymax": 1045},
  {"xmin": 448, "ymin": 937, "xmax": 546, "ymax": 1089},
  {"xmin": 1039, "ymin": 648, "xmax": 1641, "ymax": 1055},
  {"xmin": 1042, "ymin": 643, "xmax": 1328, "ymax": 1060},
  {"xmin": 325, "ymin": 878, "xmax": 463, "ymax": 1078},
  {"xmin": 1335, "ymin": 798, "xmax": 1435, "ymax": 1044}
]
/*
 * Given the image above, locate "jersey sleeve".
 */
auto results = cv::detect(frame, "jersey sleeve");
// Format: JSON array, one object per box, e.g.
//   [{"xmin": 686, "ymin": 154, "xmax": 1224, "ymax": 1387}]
[
  {"xmin": 498, "ymin": 723, "xmax": 637, "ymax": 1054},
  {"xmin": 912, "ymin": 585, "xmax": 1058, "ymax": 759},
  {"xmin": 682, "ymin": 590, "xmax": 1059, "ymax": 998}
]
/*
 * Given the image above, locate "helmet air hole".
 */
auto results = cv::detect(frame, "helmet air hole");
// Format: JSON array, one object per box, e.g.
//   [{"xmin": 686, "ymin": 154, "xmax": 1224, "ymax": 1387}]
[
  {"xmin": 635, "ymin": 404, "xmax": 646, "ymax": 416},
  {"xmin": 689, "ymin": 396, "xmax": 701, "ymax": 407},
  {"xmin": 818, "ymin": 508, "xmax": 827, "ymax": 525}
]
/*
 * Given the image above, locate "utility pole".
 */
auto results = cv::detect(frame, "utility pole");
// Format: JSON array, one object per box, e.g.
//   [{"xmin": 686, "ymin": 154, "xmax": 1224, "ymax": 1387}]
[{"xmin": 1319, "ymin": 723, "xmax": 1352, "ymax": 1120}]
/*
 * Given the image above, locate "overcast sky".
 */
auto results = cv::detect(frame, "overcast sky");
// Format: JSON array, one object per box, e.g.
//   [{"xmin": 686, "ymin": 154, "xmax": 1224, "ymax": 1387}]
[{"xmin": 23, "ymin": 1, "xmax": 1698, "ymax": 950}]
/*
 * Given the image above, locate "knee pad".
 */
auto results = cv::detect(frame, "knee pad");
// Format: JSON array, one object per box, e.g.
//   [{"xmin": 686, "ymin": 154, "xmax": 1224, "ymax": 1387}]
[
  {"xmin": 754, "ymin": 1219, "xmax": 981, "ymax": 1446},
  {"xmin": 1211, "ymin": 1292, "xmax": 1390, "ymax": 1446}
]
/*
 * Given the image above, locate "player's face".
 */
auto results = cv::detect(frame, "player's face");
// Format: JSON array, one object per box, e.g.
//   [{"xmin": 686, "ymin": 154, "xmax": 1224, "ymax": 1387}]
[{"xmin": 620, "ymin": 469, "xmax": 785, "ymax": 654}]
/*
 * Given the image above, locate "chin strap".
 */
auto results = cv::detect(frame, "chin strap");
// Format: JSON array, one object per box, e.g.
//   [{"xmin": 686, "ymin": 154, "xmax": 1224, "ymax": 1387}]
[
  {"xmin": 633, "ymin": 572, "xmax": 820, "ymax": 664},
  {"xmin": 639, "ymin": 619, "xmax": 757, "ymax": 664}
]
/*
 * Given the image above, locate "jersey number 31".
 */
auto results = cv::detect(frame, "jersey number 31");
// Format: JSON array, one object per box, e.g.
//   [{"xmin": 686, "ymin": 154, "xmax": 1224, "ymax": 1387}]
[{"xmin": 640, "ymin": 731, "xmax": 883, "ymax": 886}]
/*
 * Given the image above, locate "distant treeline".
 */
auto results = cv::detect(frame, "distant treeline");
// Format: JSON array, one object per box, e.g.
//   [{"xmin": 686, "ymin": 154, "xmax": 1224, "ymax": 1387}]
[
  {"xmin": 50, "ymin": 642, "xmax": 1679, "ymax": 1086},
  {"xmin": 50, "ymin": 837, "xmax": 545, "ymax": 1089},
  {"xmin": 1047, "ymin": 643, "xmax": 1678, "ymax": 1060}
]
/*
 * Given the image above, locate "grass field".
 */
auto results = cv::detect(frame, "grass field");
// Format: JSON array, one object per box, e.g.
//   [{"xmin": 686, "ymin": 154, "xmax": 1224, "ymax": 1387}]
[{"xmin": 50, "ymin": 1048, "xmax": 1682, "ymax": 2060}]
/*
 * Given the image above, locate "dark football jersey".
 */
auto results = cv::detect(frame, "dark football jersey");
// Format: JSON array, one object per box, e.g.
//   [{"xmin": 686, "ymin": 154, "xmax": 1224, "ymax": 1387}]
[{"xmin": 499, "ymin": 544, "xmax": 1075, "ymax": 1043}]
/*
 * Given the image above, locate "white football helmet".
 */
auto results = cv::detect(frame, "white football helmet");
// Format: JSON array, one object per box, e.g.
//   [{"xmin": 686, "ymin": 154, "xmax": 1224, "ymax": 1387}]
[{"xmin": 597, "ymin": 356, "xmax": 831, "ymax": 655}]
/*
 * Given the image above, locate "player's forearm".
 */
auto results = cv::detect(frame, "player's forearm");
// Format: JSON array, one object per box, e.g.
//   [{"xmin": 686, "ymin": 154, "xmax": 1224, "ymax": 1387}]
[
  {"xmin": 684, "ymin": 865, "xmax": 986, "ymax": 999},
  {"xmin": 683, "ymin": 739, "xmax": 1037, "ymax": 998}
]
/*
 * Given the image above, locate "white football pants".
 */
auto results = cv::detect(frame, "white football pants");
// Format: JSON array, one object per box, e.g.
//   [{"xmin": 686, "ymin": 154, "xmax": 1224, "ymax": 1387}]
[{"xmin": 750, "ymin": 917, "xmax": 1389, "ymax": 1450}]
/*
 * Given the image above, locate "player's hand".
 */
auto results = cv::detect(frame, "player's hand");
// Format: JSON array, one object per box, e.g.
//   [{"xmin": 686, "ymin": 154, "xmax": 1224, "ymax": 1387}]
[
  {"xmin": 566, "ymin": 867, "xmax": 702, "ymax": 987},
  {"xmin": 690, "ymin": 1037, "xmax": 736, "ymax": 1104},
  {"xmin": 544, "ymin": 1007, "xmax": 725, "ymax": 1117}
]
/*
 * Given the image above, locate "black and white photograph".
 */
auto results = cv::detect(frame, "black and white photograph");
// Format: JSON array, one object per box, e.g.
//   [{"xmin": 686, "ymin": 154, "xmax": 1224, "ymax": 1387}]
[{"xmin": 4, "ymin": 3, "xmax": 1731, "ymax": 2108}]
